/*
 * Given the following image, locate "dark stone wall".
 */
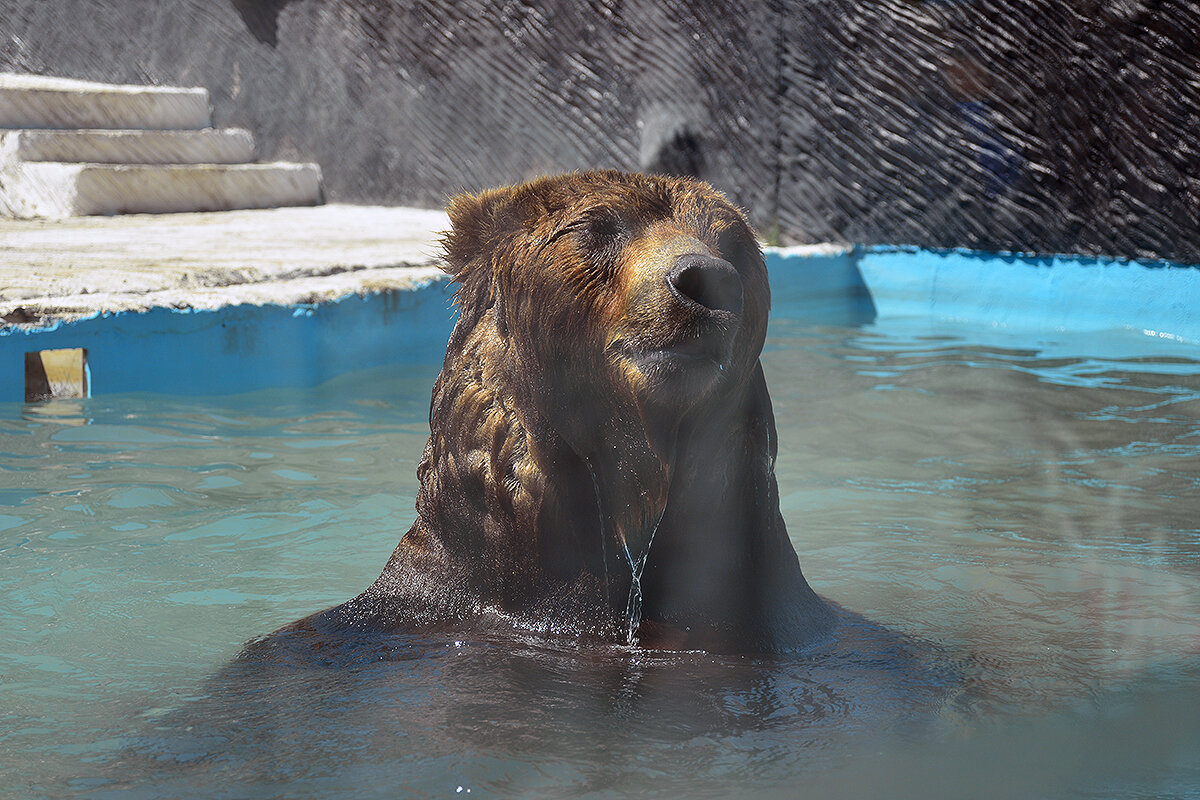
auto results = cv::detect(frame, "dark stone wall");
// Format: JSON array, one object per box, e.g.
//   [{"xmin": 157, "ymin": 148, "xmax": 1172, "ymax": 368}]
[
  {"xmin": 782, "ymin": 0, "xmax": 1200, "ymax": 261},
  {"xmin": 4, "ymin": 1, "xmax": 1200, "ymax": 262}
]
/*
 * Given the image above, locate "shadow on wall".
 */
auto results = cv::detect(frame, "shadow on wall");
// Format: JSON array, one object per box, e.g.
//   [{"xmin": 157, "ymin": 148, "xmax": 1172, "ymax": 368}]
[
  {"xmin": 643, "ymin": 128, "xmax": 706, "ymax": 180},
  {"xmin": 229, "ymin": 0, "xmax": 295, "ymax": 47},
  {"xmin": 780, "ymin": 0, "xmax": 1200, "ymax": 261}
]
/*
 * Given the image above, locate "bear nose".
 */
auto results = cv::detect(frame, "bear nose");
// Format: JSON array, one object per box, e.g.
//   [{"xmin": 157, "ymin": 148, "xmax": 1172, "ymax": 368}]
[{"xmin": 666, "ymin": 253, "xmax": 744, "ymax": 315}]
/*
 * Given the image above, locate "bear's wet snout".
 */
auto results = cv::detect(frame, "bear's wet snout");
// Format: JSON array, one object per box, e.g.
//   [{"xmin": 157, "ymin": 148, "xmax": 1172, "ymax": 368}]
[{"xmin": 666, "ymin": 254, "xmax": 744, "ymax": 316}]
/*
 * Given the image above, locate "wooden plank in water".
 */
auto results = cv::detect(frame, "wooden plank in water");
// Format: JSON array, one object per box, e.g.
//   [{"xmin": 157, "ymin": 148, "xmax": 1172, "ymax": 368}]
[{"xmin": 25, "ymin": 347, "xmax": 89, "ymax": 401}]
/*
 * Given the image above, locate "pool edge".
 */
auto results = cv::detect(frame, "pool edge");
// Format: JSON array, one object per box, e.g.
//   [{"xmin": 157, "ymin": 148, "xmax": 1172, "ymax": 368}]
[{"xmin": 6, "ymin": 238, "xmax": 1200, "ymax": 400}]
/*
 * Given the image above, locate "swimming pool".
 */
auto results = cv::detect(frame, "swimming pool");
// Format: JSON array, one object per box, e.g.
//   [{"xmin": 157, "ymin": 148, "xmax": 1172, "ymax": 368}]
[{"xmin": 3, "ymin": 256, "xmax": 1200, "ymax": 798}]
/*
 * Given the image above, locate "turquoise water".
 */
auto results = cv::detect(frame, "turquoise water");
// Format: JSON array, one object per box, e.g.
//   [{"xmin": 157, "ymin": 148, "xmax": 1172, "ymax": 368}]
[{"xmin": 3, "ymin": 305, "xmax": 1200, "ymax": 798}]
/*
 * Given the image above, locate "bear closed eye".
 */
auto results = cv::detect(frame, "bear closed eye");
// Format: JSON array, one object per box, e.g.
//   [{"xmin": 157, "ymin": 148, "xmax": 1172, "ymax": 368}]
[{"xmin": 246, "ymin": 170, "xmax": 835, "ymax": 657}]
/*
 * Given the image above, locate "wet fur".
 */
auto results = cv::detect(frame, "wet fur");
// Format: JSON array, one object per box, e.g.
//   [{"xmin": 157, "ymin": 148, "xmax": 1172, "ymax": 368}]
[{"xmin": 248, "ymin": 170, "xmax": 833, "ymax": 656}]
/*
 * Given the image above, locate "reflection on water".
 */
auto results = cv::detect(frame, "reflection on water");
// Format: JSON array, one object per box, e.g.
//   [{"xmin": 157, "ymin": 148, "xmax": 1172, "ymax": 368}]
[
  {"xmin": 2, "ymin": 316, "xmax": 1199, "ymax": 798},
  {"xmin": 110, "ymin": 611, "xmax": 951, "ymax": 797},
  {"xmin": 20, "ymin": 398, "xmax": 92, "ymax": 427}
]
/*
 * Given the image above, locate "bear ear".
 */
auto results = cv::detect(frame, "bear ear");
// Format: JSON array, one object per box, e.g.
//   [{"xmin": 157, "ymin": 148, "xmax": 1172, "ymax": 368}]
[
  {"xmin": 442, "ymin": 185, "xmax": 529, "ymax": 278},
  {"xmin": 442, "ymin": 185, "xmax": 535, "ymax": 337}
]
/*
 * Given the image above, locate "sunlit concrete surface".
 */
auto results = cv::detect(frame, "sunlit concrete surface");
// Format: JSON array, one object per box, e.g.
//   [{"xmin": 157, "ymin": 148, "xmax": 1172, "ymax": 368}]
[
  {"xmin": 0, "ymin": 204, "xmax": 449, "ymax": 326},
  {"xmin": 0, "ymin": 128, "xmax": 256, "ymax": 164}
]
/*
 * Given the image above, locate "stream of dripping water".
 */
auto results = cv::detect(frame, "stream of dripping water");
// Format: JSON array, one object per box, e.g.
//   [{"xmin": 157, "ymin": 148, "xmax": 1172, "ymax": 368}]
[
  {"xmin": 584, "ymin": 457, "xmax": 666, "ymax": 645},
  {"xmin": 620, "ymin": 512, "xmax": 664, "ymax": 645}
]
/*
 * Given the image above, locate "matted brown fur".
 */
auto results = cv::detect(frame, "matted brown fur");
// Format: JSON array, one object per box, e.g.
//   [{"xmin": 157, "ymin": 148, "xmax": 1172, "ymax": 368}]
[{"xmin": 254, "ymin": 170, "xmax": 833, "ymax": 655}]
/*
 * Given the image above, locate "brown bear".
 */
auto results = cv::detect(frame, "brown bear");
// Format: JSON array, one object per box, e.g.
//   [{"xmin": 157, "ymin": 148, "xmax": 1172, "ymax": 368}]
[{"xmin": 257, "ymin": 170, "xmax": 834, "ymax": 655}]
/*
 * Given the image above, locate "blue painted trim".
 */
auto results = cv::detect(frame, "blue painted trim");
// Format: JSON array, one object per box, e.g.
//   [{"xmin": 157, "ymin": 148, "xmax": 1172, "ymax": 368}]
[
  {"xmin": 768, "ymin": 245, "xmax": 1200, "ymax": 344},
  {"xmin": 0, "ymin": 279, "xmax": 457, "ymax": 402}
]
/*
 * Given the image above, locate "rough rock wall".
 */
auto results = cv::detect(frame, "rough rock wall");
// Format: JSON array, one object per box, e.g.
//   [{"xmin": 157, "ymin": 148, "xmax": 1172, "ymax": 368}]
[
  {"xmin": 3, "ymin": 0, "xmax": 1199, "ymax": 261},
  {"xmin": 0, "ymin": 0, "xmax": 776, "ymax": 220}
]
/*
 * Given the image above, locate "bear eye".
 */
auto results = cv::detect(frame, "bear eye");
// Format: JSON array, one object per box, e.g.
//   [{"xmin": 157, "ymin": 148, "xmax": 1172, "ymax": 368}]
[
  {"xmin": 543, "ymin": 212, "xmax": 627, "ymax": 253},
  {"xmin": 575, "ymin": 212, "xmax": 629, "ymax": 272},
  {"xmin": 582, "ymin": 212, "xmax": 627, "ymax": 246}
]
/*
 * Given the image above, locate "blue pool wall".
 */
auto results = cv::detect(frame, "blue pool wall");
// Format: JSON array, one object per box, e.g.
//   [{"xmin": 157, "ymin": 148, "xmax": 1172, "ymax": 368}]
[
  {"xmin": 858, "ymin": 246, "xmax": 1200, "ymax": 342},
  {"xmin": 0, "ymin": 280, "xmax": 458, "ymax": 403},
  {"xmin": 766, "ymin": 245, "xmax": 1200, "ymax": 343},
  {"xmin": 4, "ymin": 246, "xmax": 1200, "ymax": 402}
]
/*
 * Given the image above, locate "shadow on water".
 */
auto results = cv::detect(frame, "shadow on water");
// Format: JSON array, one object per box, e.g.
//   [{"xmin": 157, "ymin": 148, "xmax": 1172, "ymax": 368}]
[{"xmin": 102, "ymin": 607, "xmax": 957, "ymax": 798}]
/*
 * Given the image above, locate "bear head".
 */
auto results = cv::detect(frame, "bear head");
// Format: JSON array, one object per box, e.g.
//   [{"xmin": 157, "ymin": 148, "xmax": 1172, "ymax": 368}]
[{"xmin": 443, "ymin": 168, "xmax": 768, "ymax": 420}]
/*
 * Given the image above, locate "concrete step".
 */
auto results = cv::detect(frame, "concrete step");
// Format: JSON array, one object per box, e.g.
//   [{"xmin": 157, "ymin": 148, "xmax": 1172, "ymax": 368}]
[
  {"xmin": 0, "ymin": 73, "xmax": 211, "ymax": 130},
  {"xmin": 2, "ymin": 162, "xmax": 323, "ymax": 218},
  {"xmin": 0, "ymin": 128, "xmax": 256, "ymax": 165}
]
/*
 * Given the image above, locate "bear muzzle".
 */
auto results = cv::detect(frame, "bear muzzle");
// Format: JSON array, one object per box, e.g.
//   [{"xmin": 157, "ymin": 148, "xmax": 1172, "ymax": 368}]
[
  {"xmin": 640, "ymin": 251, "xmax": 743, "ymax": 371},
  {"xmin": 604, "ymin": 233, "xmax": 749, "ymax": 393}
]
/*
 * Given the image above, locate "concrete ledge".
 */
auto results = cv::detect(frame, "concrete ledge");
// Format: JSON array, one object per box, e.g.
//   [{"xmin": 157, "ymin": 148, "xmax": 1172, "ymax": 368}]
[
  {"xmin": 6, "ymin": 214, "xmax": 1200, "ymax": 402},
  {"xmin": 857, "ymin": 246, "xmax": 1200, "ymax": 343},
  {"xmin": 765, "ymin": 244, "xmax": 1200, "ymax": 344},
  {"xmin": 3, "ymin": 161, "xmax": 322, "ymax": 218},
  {"xmin": 19, "ymin": 265, "xmax": 446, "ymax": 319},
  {"xmin": 764, "ymin": 244, "xmax": 874, "ymax": 326},
  {"xmin": 0, "ymin": 204, "xmax": 451, "ymax": 401},
  {"xmin": 1, "ymin": 128, "xmax": 255, "ymax": 164},
  {"xmin": 2, "ymin": 283, "xmax": 455, "ymax": 399},
  {"xmin": 0, "ymin": 73, "xmax": 211, "ymax": 130}
]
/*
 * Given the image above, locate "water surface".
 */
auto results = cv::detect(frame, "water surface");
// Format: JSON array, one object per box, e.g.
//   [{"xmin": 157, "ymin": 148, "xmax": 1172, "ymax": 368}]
[{"xmin": 3, "ymin": 308, "xmax": 1199, "ymax": 798}]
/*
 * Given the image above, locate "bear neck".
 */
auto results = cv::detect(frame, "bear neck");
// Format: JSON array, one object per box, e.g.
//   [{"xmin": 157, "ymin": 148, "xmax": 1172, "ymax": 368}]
[
  {"xmin": 401, "ymin": 315, "xmax": 673, "ymax": 640},
  {"xmin": 636, "ymin": 362, "xmax": 835, "ymax": 651},
  {"xmin": 564, "ymin": 396, "xmax": 677, "ymax": 641}
]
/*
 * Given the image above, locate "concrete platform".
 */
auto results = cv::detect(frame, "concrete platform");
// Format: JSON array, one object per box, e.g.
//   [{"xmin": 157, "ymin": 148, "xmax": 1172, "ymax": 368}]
[
  {"xmin": 0, "ymin": 204, "xmax": 449, "ymax": 326},
  {"xmin": 0, "ymin": 204, "xmax": 455, "ymax": 401}
]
